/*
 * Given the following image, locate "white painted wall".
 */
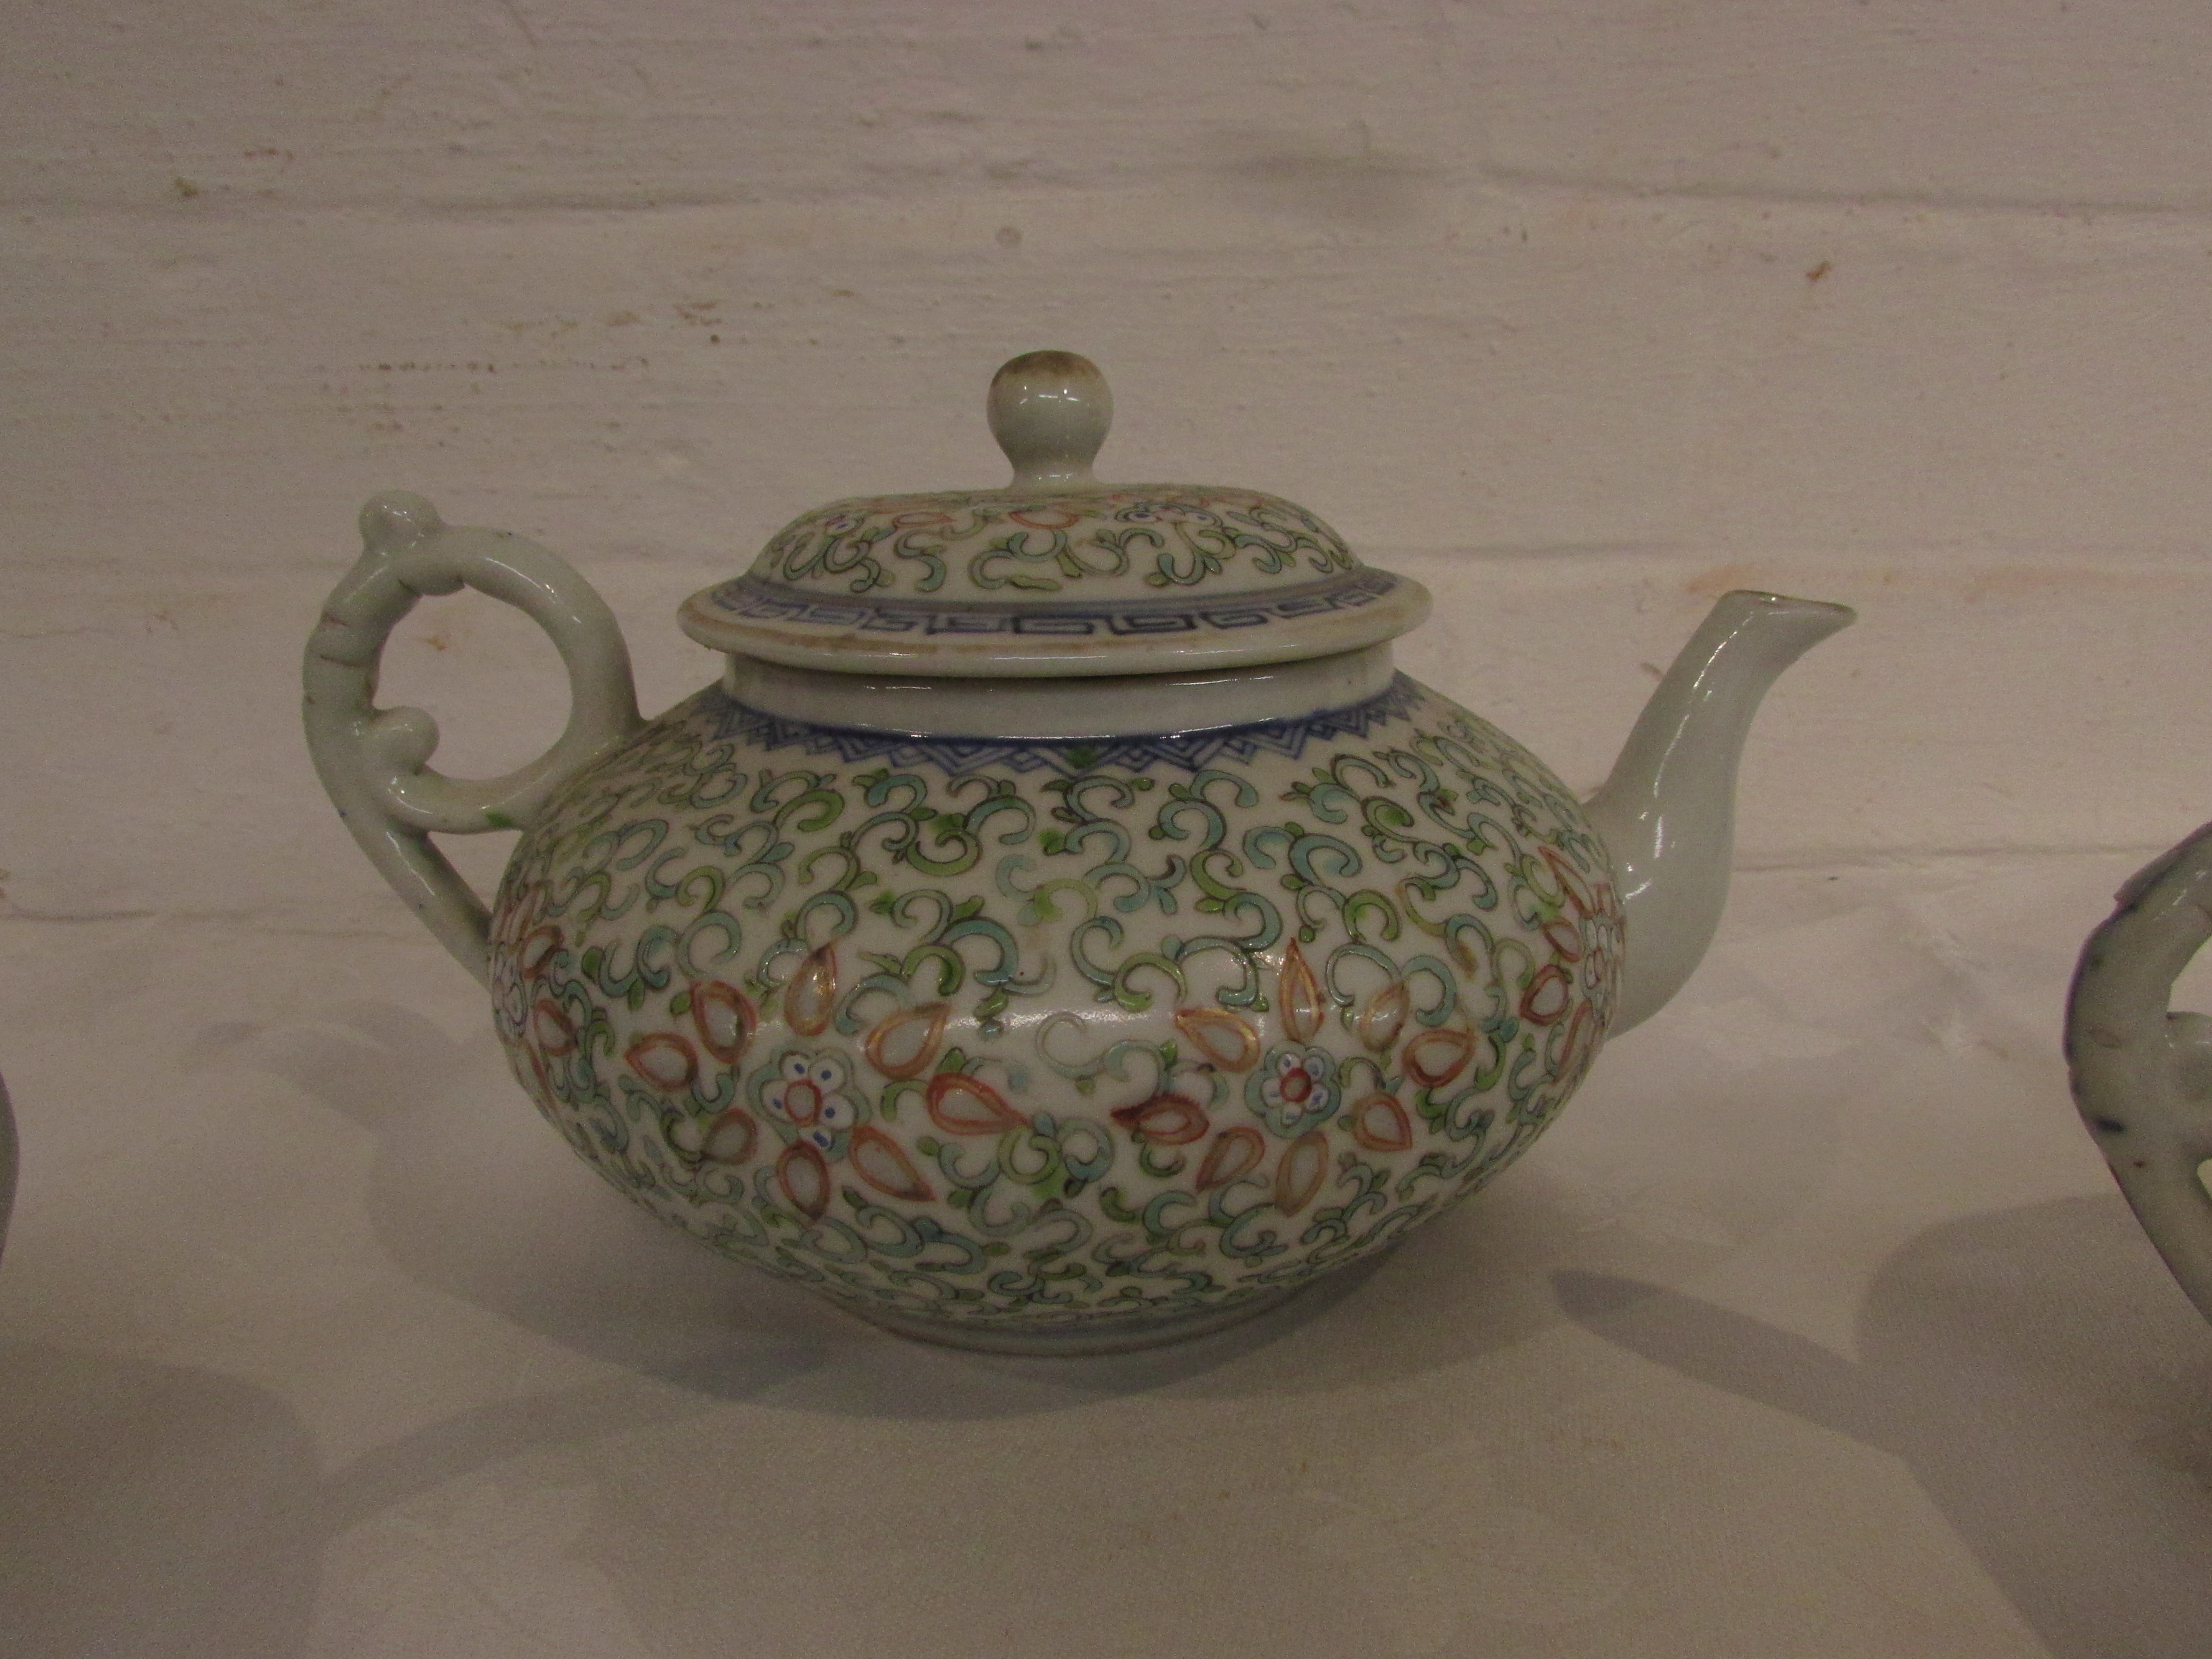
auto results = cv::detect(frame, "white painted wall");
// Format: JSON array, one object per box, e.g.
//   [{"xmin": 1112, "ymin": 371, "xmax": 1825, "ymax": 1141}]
[{"xmin": 7, "ymin": 0, "xmax": 2212, "ymax": 929}]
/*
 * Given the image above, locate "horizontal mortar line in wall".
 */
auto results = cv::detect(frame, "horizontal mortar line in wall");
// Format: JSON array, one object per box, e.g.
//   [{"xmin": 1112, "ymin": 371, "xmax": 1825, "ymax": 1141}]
[
  {"xmin": 0, "ymin": 907, "xmax": 433, "ymax": 939},
  {"xmin": 1480, "ymin": 165, "xmax": 2212, "ymax": 227},
  {"xmin": 1380, "ymin": 542, "xmax": 2212, "ymax": 569},
  {"xmin": 1383, "ymin": 541, "xmax": 1700, "ymax": 564},
  {"xmin": 29, "ymin": 173, "xmax": 2203, "ymax": 238},
  {"xmin": 9, "ymin": 165, "xmax": 2202, "ymax": 221},
  {"xmin": 0, "ymin": 556, "xmax": 742, "ymax": 586},
  {"xmin": 0, "ymin": 185, "xmax": 785, "ymax": 216},
  {"xmin": 0, "ymin": 189, "xmax": 1159, "ymax": 225},
  {"xmin": 0, "ymin": 909, "xmax": 160, "ymax": 925},
  {"xmin": 16, "ymin": 198, "xmax": 2212, "ymax": 266}
]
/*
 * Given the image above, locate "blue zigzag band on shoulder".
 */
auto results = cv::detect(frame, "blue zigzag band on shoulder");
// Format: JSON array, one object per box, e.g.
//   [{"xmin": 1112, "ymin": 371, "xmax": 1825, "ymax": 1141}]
[{"xmin": 705, "ymin": 676, "xmax": 1428, "ymax": 777}]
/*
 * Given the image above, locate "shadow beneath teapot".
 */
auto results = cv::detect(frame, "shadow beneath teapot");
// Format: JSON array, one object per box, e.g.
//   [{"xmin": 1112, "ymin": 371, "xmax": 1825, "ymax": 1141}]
[
  {"xmin": 262, "ymin": 1004, "xmax": 838, "ymax": 1389},
  {"xmin": 264, "ymin": 998, "xmax": 1856, "ymax": 1417},
  {"xmin": 0, "ymin": 1339, "xmax": 761, "ymax": 1658},
  {"xmin": 260, "ymin": 1002, "xmax": 1465, "ymax": 1418},
  {"xmin": 0, "ymin": 1343, "xmax": 323, "ymax": 1658},
  {"xmin": 1558, "ymin": 1194, "xmax": 2212, "ymax": 1658}
]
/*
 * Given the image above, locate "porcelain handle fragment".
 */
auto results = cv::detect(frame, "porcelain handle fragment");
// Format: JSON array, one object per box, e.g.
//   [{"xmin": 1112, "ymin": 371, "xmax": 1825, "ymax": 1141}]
[
  {"xmin": 2067, "ymin": 821, "xmax": 2212, "ymax": 1322},
  {"xmin": 302, "ymin": 492, "xmax": 642, "ymax": 983}
]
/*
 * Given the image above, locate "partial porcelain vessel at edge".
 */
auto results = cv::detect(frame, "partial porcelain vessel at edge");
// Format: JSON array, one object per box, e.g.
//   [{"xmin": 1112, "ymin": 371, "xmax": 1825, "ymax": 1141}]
[
  {"xmin": 0, "ymin": 1071, "xmax": 13, "ymax": 1265},
  {"xmin": 304, "ymin": 352, "xmax": 1853, "ymax": 1355},
  {"xmin": 2068, "ymin": 823, "xmax": 2212, "ymax": 1324}
]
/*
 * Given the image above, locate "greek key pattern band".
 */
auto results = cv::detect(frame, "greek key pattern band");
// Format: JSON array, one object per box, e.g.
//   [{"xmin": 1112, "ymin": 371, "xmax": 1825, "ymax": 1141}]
[
  {"xmin": 695, "ymin": 567, "xmax": 1403, "ymax": 639},
  {"xmin": 705, "ymin": 674, "xmax": 1427, "ymax": 777}
]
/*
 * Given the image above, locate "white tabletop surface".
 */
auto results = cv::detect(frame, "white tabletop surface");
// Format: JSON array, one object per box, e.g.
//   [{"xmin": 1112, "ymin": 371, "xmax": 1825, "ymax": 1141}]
[{"xmin": 3, "ymin": 848, "xmax": 2207, "ymax": 1658}]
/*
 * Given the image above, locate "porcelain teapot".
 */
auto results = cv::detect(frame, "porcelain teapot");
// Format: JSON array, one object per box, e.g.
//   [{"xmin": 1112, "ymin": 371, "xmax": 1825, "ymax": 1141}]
[
  {"xmin": 2068, "ymin": 822, "xmax": 2212, "ymax": 1323},
  {"xmin": 304, "ymin": 352, "xmax": 1853, "ymax": 1354}
]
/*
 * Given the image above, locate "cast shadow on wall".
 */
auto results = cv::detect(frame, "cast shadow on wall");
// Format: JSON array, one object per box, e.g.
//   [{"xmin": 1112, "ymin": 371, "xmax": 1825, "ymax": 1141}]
[{"xmin": 1559, "ymin": 1195, "xmax": 2212, "ymax": 1659}]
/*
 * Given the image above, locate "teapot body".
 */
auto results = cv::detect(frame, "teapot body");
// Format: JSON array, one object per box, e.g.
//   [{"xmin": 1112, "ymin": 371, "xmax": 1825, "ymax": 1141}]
[{"xmin": 484, "ymin": 665, "xmax": 1620, "ymax": 1353}]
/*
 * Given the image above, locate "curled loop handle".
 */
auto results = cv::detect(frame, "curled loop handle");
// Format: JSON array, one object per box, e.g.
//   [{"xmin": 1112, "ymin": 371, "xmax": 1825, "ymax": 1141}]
[
  {"xmin": 303, "ymin": 491, "xmax": 642, "ymax": 983},
  {"xmin": 2068, "ymin": 820, "xmax": 2212, "ymax": 1322}
]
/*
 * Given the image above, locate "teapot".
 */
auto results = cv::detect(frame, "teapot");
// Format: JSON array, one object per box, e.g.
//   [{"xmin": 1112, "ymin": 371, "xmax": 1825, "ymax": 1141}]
[
  {"xmin": 304, "ymin": 351, "xmax": 1853, "ymax": 1354},
  {"xmin": 2068, "ymin": 822, "xmax": 2212, "ymax": 1323}
]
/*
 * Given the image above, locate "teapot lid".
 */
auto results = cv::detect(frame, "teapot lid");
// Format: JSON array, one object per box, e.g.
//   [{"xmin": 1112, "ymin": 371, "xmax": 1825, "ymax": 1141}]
[{"xmin": 678, "ymin": 351, "xmax": 1431, "ymax": 678}]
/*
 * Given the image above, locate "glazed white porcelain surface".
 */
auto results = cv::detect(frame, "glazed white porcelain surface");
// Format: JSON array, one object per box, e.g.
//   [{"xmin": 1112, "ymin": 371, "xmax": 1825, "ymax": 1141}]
[
  {"xmin": 676, "ymin": 350, "xmax": 1430, "ymax": 677},
  {"xmin": 2068, "ymin": 821, "xmax": 2212, "ymax": 1324},
  {"xmin": 720, "ymin": 642, "xmax": 1400, "ymax": 739},
  {"xmin": 303, "ymin": 352, "xmax": 1853, "ymax": 1353}
]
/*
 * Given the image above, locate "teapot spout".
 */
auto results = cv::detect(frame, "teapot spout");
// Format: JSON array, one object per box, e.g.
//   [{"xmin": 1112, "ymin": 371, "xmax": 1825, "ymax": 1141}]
[{"xmin": 1586, "ymin": 590, "xmax": 1855, "ymax": 1034}]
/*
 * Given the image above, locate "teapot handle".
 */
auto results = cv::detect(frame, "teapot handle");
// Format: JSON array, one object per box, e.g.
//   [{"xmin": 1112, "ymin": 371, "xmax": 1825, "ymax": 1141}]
[
  {"xmin": 2067, "ymin": 820, "xmax": 2212, "ymax": 1322},
  {"xmin": 303, "ymin": 492, "xmax": 643, "ymax": 984}
]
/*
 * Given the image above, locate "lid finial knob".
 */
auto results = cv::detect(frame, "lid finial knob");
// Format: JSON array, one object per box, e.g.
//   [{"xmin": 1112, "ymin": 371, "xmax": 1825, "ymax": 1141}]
[{"xmin": 987, "ymin": 350, "xmax": 1111, "ymax": 486}]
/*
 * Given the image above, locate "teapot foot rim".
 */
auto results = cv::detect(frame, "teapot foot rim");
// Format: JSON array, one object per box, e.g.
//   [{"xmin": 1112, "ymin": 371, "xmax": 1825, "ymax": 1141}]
[{"xmin": 840, "ymin": 1286, "xmax": 1305, "ymax": 1357}]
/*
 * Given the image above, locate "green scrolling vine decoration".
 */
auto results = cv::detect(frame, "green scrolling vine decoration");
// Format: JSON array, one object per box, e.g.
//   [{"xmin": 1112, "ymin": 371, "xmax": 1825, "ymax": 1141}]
[
  {"xmin": 487, "ymin": 678, "xmax": 1619, "ymax": 1334},
  {"xmin": 757, "ymin": 486, "xmax": 1360, "ymax": 598}
]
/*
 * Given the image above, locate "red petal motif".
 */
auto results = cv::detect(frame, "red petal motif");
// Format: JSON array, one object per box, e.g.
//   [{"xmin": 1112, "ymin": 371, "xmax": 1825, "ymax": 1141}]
[
  {"xmin": 865, "ymin": 1002, "xmax": 949, "ymax": 1080},
  {"xmin": 1519, "ymin": 964, "xmax": 1572, "ymax": 1027},
  {"xmin": 926, "ymin": 1073, "xmax": 1028, "ymax": 1136},
  {"xmin": 1110, "ymin": 1092, "xmax": 1210, "ymax": 1145},
  {"xmin": 690, "ymin": 979, "xmax": 757, "ymax": 1065},
  {"xmin": 1010, "ymin": 506, "xmax": 1084, "ymax": 531},
  {"xmin": 1279, "ymin": 941, "xmax": 1326, "ymax": 1044},
  {"xmin": 1541, "ymin": 846, "xmax": 1597, "ymax": 920},
  {"xmin": 516, "ymin": 924, "xmax": 565, "ymax": 981},
  {"xmin": 1555, "ymin": 1002, "xmax": 1599, "ymax": 1090},
  {"xmin": 1354, "ymin": 980, "xmax": 1410, "ymax": 1052},
  {"xmin": 785, "ymin": 944, "xmax": 838, "ymax": 1038},
  {"xmin": 530, "ymin": 997, "xmax": 577, "ymax": 1057},
  {"xmin": 701, "ymin": 1106, "xmax": 758, "ymax": 1166},
  {"xmin": 1195, "ymin": 1126, "xmax": 1266, "ymax": 1190},
  {"xmin": 626, "ymin": 1031, "xmax": 700, "ymax": 1092},
  {"xmin": 1348, "ymin": 1093, "xmax": 1414, "ymax": 1153},
  {"xmin": 850, "ymin": 1123, "xmax": 935, "ymax": 1202},
  {"xmin": 1174, "ymin": 1006, "xmax": 1261, "ymax": 1073},
  {"xmin": 1403, "ymin": 1027, "xmax": 1474, "ymax": 1089},
  {"xmin": 1275, "ymin": 1130, "xmax": 1330, "ymax": 1215},
  {"xmin": 1540, "ymin": 918, "xmax": 1585, "ymax": 964},
  {"xmin": 776, "ymin": 1141, "xmax": 831, "ymax": 1221}
]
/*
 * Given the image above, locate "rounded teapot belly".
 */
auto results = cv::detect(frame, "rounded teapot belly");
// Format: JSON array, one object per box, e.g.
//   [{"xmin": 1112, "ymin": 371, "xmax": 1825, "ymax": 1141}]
[{"xmin": 486, "ymin": 674, "xmax": 1622, "ymax": 1353}]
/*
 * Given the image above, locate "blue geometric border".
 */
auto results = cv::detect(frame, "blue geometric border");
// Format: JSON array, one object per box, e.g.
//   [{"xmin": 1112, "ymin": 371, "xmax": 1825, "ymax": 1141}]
[{"xmin": 705, "ymin": 675, "xmax": 1428, "ymax": 777}]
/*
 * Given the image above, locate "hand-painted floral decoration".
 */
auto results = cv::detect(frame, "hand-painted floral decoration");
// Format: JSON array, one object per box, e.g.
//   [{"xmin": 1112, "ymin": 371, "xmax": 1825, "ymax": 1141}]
[{"xmin": 486, "ymin": 676, "xmax": 1622, "ymax": 1346}]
